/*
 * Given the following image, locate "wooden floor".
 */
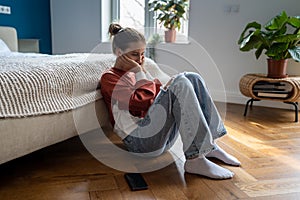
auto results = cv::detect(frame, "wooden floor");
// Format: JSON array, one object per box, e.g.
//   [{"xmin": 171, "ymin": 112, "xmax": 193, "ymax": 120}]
[{"xmin": 1, "ymin": 103, "xmax": 300, "ymax": 200}]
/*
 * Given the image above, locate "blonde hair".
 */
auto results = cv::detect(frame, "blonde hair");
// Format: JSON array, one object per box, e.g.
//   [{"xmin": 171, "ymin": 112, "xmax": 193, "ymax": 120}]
[{"xmin": 108, "ymin": 23, "xmax": 146, "ymax": 54}]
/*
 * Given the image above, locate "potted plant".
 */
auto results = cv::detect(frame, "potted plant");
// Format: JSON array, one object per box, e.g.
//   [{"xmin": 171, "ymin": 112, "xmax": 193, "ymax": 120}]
[
  {"xmin": 238, "ymin": 11, "xmax": 300, "ymax": 78},
  {"xmin": 148, "ymin": 0, "xmax": 189, "ymax": 43}
]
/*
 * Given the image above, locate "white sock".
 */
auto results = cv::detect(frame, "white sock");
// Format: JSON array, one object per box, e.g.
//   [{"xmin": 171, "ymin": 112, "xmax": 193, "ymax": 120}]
[
  {"xmin": 206, "ymin": 144, "xmax": 241, "ymax": 166},
  {"xmin": 184, "ymin": 156, "xmax": 234, "ymax": 179}
]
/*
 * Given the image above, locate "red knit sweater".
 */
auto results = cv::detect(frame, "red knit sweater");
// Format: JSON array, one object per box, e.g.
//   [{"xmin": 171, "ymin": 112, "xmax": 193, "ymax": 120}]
[{"xmin": 100, "ymin": 67, "xmax": 162, "ymax": 126}]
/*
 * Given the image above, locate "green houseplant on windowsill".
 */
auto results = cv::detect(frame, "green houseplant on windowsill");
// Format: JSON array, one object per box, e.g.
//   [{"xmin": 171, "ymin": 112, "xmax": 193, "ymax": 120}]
[
  {"xmin": 148, "ymin": 0, "xmax": 189, "ymax": 43},
  {"xmin": 147, "ymin": 33, "xmax": 163, "ymax": 61},
  {"xmin": 238, "ymin": 11, "xmax": 300, "ymax": 78}
]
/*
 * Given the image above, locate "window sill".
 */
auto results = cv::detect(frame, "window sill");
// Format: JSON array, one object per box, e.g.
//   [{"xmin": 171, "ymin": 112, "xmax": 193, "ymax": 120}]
[
  {"xmin": 156, "ymin": 34, "xmax": 190, "ymax": 45},
  {"xmin": 158, "ymin": 40, "xmax": 190, "ymax": 45}
]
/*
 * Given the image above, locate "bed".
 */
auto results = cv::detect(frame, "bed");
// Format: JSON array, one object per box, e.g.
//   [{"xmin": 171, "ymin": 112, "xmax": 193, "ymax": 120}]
[{"xmin": 0, "ymin": 26, "xmax": 170, "ymax": 165}]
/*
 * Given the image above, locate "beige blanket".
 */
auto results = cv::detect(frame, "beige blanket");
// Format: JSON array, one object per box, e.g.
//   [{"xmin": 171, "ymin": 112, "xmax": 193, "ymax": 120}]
[{"xmin": 0, "ymin": 53, "xmax": 115, "ymax": 118}]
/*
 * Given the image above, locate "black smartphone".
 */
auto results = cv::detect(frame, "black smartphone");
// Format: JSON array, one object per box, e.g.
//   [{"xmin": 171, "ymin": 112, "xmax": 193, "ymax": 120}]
[{"xmin": 124, "ymin": 173, "xmax": 148, "ymax": 191}]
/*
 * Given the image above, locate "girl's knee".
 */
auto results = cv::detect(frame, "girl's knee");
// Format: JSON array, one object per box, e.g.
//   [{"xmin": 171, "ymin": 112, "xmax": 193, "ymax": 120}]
[
  {"xmin": 183, "ymin": 72, "xmax": 206, "ymax": 85},
  {"xmin": 171, "ymin": 75, "xmax": 194, "ymax": 90}
]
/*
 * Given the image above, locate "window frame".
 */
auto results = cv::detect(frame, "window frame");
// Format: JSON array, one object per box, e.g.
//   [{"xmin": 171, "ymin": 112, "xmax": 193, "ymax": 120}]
[{"xmin": 111, "ymin": 0, "xmax": 120, "ymax": 23}]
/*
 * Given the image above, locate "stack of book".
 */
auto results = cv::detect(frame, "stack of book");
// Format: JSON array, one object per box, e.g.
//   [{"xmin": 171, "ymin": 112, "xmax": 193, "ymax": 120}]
[{"xmin": 252, "ymin": 81, "xmax": 292, "ymax": 98}]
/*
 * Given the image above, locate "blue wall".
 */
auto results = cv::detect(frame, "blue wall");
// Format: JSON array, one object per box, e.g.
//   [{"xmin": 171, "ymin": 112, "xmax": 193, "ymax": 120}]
[{"xmin": 0, "ymin": 0, "xmax": 52, "ymax": 54}]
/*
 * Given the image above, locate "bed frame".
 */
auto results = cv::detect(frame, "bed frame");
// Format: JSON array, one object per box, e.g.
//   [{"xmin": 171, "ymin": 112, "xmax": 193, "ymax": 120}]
[{"xmin": 0, "ymin": 26, "xmax": 18, "ymax": 51}]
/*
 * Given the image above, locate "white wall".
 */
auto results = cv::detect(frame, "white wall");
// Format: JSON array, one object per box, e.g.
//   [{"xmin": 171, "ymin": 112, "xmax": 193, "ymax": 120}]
[
  {"xmin": 155, "ymin": 0, "xmax": 300, "ymax": 108},
  {"xmin": 50, "ymin": 0, "xmax": 101, "ymax": 54}
]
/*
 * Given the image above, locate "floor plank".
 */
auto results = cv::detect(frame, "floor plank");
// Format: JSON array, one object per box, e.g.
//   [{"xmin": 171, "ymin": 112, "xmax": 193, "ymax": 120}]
[{"xmin": 236, "ymin": 178, "xmax": 300, "ymax": 197}]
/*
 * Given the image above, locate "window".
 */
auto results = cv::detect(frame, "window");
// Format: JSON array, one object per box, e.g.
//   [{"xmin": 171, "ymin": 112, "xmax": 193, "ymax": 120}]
[
  {"xmin": 120, "ymin": 0, "xmax": 145, "ymax": 30},
  {"xmin": 101, "ymin": 0, "xmax": 189, "ymax": 42},
  {"xmin": 110, "ymin": 0, "xmax": 155, "ymax": 39}
]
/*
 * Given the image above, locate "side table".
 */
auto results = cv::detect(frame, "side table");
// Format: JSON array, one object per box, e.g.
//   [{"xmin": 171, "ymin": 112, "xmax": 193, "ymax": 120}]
[
  {"xmin": 239, "ymin": 74, "xmax": 300, "ymax": 122},
  {"xmin": 18, "ymin": 39, "xmax": 40, "ymax": 53}
]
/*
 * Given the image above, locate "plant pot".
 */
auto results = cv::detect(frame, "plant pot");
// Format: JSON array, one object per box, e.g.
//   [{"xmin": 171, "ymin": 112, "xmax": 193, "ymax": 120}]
[
  {"xmin": 267, "ymin": 59, "xmax": 288, "ymax": 78},
  {"xmin": 164, "ymin": 29, "xmax": 176, "ymax": 43}
]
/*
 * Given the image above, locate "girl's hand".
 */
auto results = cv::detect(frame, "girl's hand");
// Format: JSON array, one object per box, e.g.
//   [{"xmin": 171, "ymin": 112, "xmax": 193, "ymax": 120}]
[
  {"xmin": 114, "ymin": 55, "xmax": 143, "ymax": 73},
  {"xmin": 163, "ymin": 77, "xmax": 175, "ymax": 90}
]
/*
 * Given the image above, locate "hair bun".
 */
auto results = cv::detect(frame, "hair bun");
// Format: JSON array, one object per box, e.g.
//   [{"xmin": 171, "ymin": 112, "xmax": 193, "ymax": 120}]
[{"xmin": 109, "ymin": 23, "xmax": 123, "ymax": 37}]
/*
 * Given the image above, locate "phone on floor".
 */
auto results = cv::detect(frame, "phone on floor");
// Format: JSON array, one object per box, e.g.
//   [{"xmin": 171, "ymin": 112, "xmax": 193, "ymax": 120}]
[{"xmin": 124, "ymin": 173, "xmax": 148, "ymax": 191}]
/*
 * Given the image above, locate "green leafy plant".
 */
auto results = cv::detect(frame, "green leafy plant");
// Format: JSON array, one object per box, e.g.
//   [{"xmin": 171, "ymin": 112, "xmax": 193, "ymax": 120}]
[
  {"xmin": 238, "ymin": 11, "xmax": 300, "ymax": 62},
  {"xmin": 148, "ymin": 0, "xmax": 189, "ymax": 30},
  {"xmin": 147, "ymin": 33, "xmax": 163, "ymax": 60}
]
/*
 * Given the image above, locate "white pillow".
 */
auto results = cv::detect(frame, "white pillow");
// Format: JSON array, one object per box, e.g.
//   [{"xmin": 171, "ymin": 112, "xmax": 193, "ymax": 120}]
[{"xmin": 0, "ymin": 39, "xmax": 11, "ymax": 53}]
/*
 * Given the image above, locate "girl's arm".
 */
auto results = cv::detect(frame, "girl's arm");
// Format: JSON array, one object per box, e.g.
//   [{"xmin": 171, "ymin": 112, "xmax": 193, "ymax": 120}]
[
  {"xmin": 101, "ymin": 71, "xmax": 162, "ymax": 118},
  {"xmin": 162, "ymin": 76, "xmax": 175, "ymax": 90}
]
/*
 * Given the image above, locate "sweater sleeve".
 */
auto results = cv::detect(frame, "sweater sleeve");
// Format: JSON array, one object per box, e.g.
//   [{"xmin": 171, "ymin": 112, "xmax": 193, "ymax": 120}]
[{"xmin": 101, "ymin": 71, "xmax": 162, "ymax": 118}]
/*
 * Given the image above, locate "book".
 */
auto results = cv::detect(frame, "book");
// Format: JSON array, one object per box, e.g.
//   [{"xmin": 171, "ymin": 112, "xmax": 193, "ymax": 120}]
[
  {"xmin": 255, "ymin": 81, "xmax": 285, "ymax": 86},
  {"xmin": 252, "ymin": 88, "xmax": 286, "ymax": 92},
  {"xmin": 253, "ymin": 81, "xmax": 292, "ymax": 92},
  {"xmin": 253, "ymin": 85, "xmax": 287, "ymax": 90},
  {"xmin": 257, "ymin": 92, "xmax": 289, "ymax": 98}
]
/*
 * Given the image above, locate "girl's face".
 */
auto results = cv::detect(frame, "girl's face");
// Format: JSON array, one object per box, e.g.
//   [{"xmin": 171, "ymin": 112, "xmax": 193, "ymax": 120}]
[
  {"xmin": 125, "ymin": 48, "xmax": 145, "ymax": 65},
  {"xmin": 118, "ymin": 41, "xmax": 146, "ymax": 65}
]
